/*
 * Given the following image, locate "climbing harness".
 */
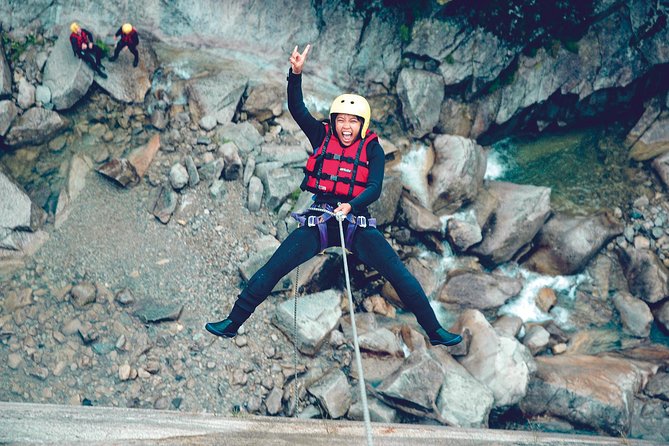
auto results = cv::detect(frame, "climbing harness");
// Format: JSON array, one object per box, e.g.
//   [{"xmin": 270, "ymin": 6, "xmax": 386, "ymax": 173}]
[
  {"xmin": 291, "ymin": 203, "xmax": 376, "ymax": 253},
  {"xmin": 290, "ymin": 205, "xmax": 375, "ymax": 446}
]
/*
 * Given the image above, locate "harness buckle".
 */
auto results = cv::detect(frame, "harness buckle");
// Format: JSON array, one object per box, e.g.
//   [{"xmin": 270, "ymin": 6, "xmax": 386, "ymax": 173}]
[
  {"xmin": 357, "ymin": 216, "xmax": 367, "ymax": 228},
  {"xmin": 307, "ymin": 215, "xmax": 318, "ymax": 227}
]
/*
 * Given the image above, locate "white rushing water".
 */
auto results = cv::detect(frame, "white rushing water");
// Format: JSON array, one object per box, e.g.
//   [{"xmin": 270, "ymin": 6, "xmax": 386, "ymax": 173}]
[
  {"xmin": 496, "ymin": 263, "xmax": 587, "ymax": 323},
  {"xmin": 394, "ymin": 142, "xmax": 431, "ymax": 208},
  {"xmin": 484, "ymin": 147, "xmax": 510, "ymax": 180}
]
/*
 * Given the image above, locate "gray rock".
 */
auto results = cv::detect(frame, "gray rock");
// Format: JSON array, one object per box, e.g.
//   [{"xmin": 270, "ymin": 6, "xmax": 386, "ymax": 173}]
[
  {"xmin": 307, "ymin": 369, "xmax": 351, "ymax": 419},
  {"xmin": 135, "ymin": 300, "xmax": 183, "ymax": 323},
  {"xmin": 399, "ymin": 194, "xmax": 442, "ymax": 233},
  {"xmin": 209, "ymin": 180, "xmax": 226, "ymax": 201},
  {"xmin": 272, "ymin": 289, "xmax": 342, "ymax": 355},
  {"xmin": 407, "ymin": 17, "xmax": 516, "ymax": 88},
  {"xmin": 151, "ymin": 186, "xmax": 178, "ymax": 224},
  {"xmin": 0, "ymin": 168, "xmax": 45, "ymax": 232},
  {"xmin": 0, "ymin": 100, "xmax": 19, "ymax": 136},
  {"xmin": 612, "ymin": 291, "xmax": 653, "ymax": 338},
  {"xmin": 247, "ymin": 176, "xmax": 263, "ymax": 212},
  {"xmin": 433, "ymin": 348, "xmax": 495, "ymax": 428},
  {"xmin": 396, "ymin": 68, "xmax": 444, "ymax": 137},
  {"xmin": 4, "ymin": 107, "xmax": 69, "ymax": 148},
  {"xmin": 198, "ymin": 115, "xmax": 217, "ymax": 131},
  {"xmin": 218, "ymin": 143, "xmax": 243, "ymax": 180},
  {"xmin": 630, "ymin": 397, "xmax": 669, "ymax": 443},
  {"xmin": 452, "ymin": 309, "xmax": 536, "ymax": 407},
  {"xmin": 184, "ymin": 156, "xmax": 200, "ymax": 187},
  {"xmin": 368, "ymin": 173, "xmax": 402, "ymax": 226},
  {"xmin": 169, "ymin": 163, "xmax": 189, "ymax": 190},
  {"xmin": 438, "ymin": 271, "xmax": 522, "ymax": 310},
  {"xmin": 522, "ymin": 325, "xmax": 550, "ymax": 356},
  {"xmin": 429, "ymin": 134, "xmax": 486, "ymax": 214},
  {"xmin": 652, "ymin": 150, "xmax": 669, "ymax": 190},
  {"xmin": 17, "ymin": 77, "xmax": 35, "ymax": 109},
  {"xmin": 242, "ymin": 83, "xmax": 284, "ymax": 121},
  {"xmin": 0, "ymin": 39, "xmax": 11, "ymax": 97},
  {"xmin": 348, "ymin": 398, "xmax": 397, "ymax": 423},
  {"xmin": 42, "ymin": 27, "xmax": 95, "ymax": 110},
  {"xmin": 35, "ymin": 85, "xmax": 51, "ymax": 105},
  {"xmin": 470, "ymin": 181, "xmax": 551, "ymax": 265},
  {"xmin": 187, "ymin": 71, "xmax": 247, "ymax": 124},
  {"xmin": 243, "ymin": 156, "xmax": 256, "ymax": 187},
  {"xmin": 492, "ymin": 315, "xmax": 523, "ymax": 338},
  {"xmin": 617, "ymin": 247, "xmax": 669, "ymax": 304},
  {"xmin": 522, "ymin": 211, "xmax": 624, "ymax": 276},
  {"xmin": 95, "ymin": 40, "xmax": 157, "ymax": 104},
  {"xmin": 520, "ymin": 354, "xmax": 658, "ymax": 437},
  {"xmin": 96, "ymin": 158, "xmax": 140, "ymax": 188},
  {"xmin": 358, "ymin": 328, "xmax": 403, "ymax": 357},
  {"xmin": 262, "ymin": 167, "xmax": 302, "ymax": 210},
  {"xmin": 260, "ymin": 143, "xmax": 307, "ymax": 166},
  {"xmin": 376, "ymin": 349, "xmax": 444, "ymax": 412},
  {"xmin": 216, "ymin": 122, "xmax": 264, "ymax": 155},
  {"xmin": 71, "ymin": 282, "xmax": 97, "ymax": 307}
]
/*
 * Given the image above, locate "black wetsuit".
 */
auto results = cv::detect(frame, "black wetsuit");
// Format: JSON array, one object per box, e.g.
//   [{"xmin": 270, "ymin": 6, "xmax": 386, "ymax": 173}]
[
  {"xmin": 225, "ymin": 71, "xmax": 442, "ymax": 334},
  {"xmin": 70, "ymin": 29, "xmax": 105, "ymax": 75},
  {"xmin": 110, "ymin": 27, "xmax": 139, "ymax": 66}
]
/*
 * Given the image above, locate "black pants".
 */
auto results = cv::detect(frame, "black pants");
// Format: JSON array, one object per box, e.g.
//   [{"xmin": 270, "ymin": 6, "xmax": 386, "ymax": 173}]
[
  {"xmin": 79, "ymin": 46, "xmax": 104, "ymax": 72},
  {"xmin": 112, "ymin": 41, "xmax": 139, "ymax": 65},
  {"xmin": 227, "ymin": 219, "xmax": 442, "ymax": 334}
]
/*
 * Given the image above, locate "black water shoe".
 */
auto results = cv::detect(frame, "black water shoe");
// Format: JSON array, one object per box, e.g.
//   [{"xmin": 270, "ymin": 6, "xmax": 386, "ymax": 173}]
[
  {"xmin": 205, "ymin": 319, "xmax": 237, "ymax": 338},
  {"xmin": 429, "ymin": 328, "xmax": 462, "ymax": 346}
]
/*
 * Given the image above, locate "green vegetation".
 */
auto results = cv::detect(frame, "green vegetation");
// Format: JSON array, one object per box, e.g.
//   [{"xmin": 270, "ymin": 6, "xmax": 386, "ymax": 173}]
[
  {"xmin": 398, "ymin": 24, "xmax": 411, "ymax": 44},
  {"xmin": 95, "ymin": 39, "xmax": 110, "ymax": 58},
  {"xmin": 562, "ymin": 40, "xmax": 580, "ymax": 54},
  {"xmin": 1, "ymin": 32, "xmax": 41, "ymax": 63}
]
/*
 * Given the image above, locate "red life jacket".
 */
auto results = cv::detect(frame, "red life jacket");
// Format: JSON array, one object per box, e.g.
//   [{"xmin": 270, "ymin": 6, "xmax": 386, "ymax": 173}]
[
  {"xmin": 121, "ymin": 29, "xmax": 136, "ymax": 44},
  {"xmin": 303, "ymin": 123, "xmax": 377, "ymax": 199},
  {"xmin": 70, "ymin": 31, "xmax": 90, "ymax": 50}
]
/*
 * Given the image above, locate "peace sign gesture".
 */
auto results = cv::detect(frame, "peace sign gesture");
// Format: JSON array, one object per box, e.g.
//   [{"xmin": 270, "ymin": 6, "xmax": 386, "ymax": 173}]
[{"xmin": 289, "ymin": 44, "xmax": 311, "ymax": 75}]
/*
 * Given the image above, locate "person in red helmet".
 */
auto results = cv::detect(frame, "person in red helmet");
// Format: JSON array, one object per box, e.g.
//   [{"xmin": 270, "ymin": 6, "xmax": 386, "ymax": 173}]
[
  {"xmin": 205, "ymin": 44, "xmax": 462, "ymax": 347},
  {"xmin": 69, "ymin": 22, "xmax": 107, "ymax": 78},
  {"xmin": 109, "ymin": 23, "xmax": 140, "ymax": 67}
]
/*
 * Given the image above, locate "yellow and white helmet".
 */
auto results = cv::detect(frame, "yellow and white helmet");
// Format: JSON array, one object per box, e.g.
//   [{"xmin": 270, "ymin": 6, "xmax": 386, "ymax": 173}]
[
  {"xmin": 122, "ymin": 23, "xmax": 133, "ymax": 34},
  {"xmin": 70, "ymin": 22, "xmax": 80, "ymax": 33},
  {"xmin": 329, "ymin": 93, "xmax": 371, "ymax": 138}
]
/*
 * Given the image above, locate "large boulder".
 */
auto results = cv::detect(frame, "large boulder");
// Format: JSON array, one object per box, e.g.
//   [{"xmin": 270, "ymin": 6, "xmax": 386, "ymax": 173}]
[
  {"xmin": 42, "ymin": 26, "xmax": 96, "ymax": 110},
  {"xmin": 470, "ymin": 181, "xmax": 551, "ymax": 265},
  {"xmin": 369, "ymin": 173, "xmax": 402, "ymax": 226},
  {"xmin": 651, "ymin": 150, "xmax": 669, "ymax": 190},
  {"xmin": 186, "ymin": 70, "xmax": 248, "ymax": 125},
  {"xmin": 4, "ymin": 107, "xmax": 69, "ymax": 148},
  {"xmin": 617, "ymin": 247, "xmax": 669, "ymax": 304},
  {"xmin": 437, "ymin": 271, "xmax": 522, "ymax": 310},
  {"xmin": 272, "ymin": 289, "xmax": 342, "ymax": 355},
  {"xmin": 407, "ymin": 17, "xmax": 517, "ymax": 88},
  {"xmin": 396, "ymin": 68, "xmax": 444, "ymax": 138},
  {"xmin": 520, "ymin": 354, "xmax": 658, "ymax": 436},
  {"xmin": 428, "ymin": 134, "xmax": 486, "ymax": 215},
  {"xmin": 521, "ymin": 211, "xmax": 624, "ymax": 276},
  {"xmin": 95, "ymin": 38, "xmax": 158, "ymax": 103},
  {"xmin": 451, "ymin": 309, "xmax": 536, "ymax": 408}
]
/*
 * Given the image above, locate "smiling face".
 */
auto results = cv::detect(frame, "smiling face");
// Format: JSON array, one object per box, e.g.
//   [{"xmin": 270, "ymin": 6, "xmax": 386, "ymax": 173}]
[{"xmin": 334, "ymin": 113, "xmax": 362, "ymax": 147}]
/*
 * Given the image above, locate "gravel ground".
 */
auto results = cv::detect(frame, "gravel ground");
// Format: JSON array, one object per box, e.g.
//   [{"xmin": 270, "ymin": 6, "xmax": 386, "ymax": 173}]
[{"xmin": 0, "ymin": 165, "xmax": 338, "ymax": 415}]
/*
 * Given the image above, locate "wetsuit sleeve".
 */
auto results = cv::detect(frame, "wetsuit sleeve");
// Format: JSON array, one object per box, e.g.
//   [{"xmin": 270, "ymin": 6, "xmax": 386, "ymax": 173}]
[
  {"xmin": 132, "ymin": 31, "xmax": 139, "ymax": 45},
  {"xmin": 115, "ymin": 27, "xmax": 122, "ymax": 37},
  {"xmin": 287, "ymin": 70, "xmax": 326, "ymax": 150},
  {"xmin": 70, "ymin": 36, "xmax": 79, "ymax": 55},
  {"xmin": 349, "ymin": 140, "xmax": 384, "ymax": 213},
  {"xmin": 83, "ymin": 29, "xmax": 94, "ymax": 43}
]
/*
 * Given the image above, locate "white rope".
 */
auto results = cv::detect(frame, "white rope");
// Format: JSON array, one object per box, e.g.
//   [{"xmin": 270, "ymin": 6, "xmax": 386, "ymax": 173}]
[
  {"xmin": 291, "ymin": 264, "xmax": 300, "ymax": 416},
  {"xmin": 306, "ymin": 206, "xmax": 374, "ymax": 446}
]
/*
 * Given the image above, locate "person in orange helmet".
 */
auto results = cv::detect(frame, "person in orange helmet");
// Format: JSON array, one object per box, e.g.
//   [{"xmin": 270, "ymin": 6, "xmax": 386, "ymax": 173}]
[
  {"xmin": 109, "ymin": 23, "xmax": 140, "ymax": 67},
  {"xmin": 69, "ymin": 22, "xmax": 107, "ymax": 78}
]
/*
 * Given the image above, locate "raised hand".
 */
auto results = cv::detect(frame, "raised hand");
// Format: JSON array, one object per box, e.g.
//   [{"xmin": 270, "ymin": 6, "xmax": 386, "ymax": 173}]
[{"xmin": 289, "ymin": 44, "xmax": 311, "ymax": 75}]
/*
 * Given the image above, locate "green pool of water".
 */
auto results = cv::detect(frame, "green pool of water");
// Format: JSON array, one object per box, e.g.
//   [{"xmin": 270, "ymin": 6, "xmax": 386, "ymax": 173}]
[{"xmin": 490, "ymin": 127, "xmax": 645, "ymax": 215}]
